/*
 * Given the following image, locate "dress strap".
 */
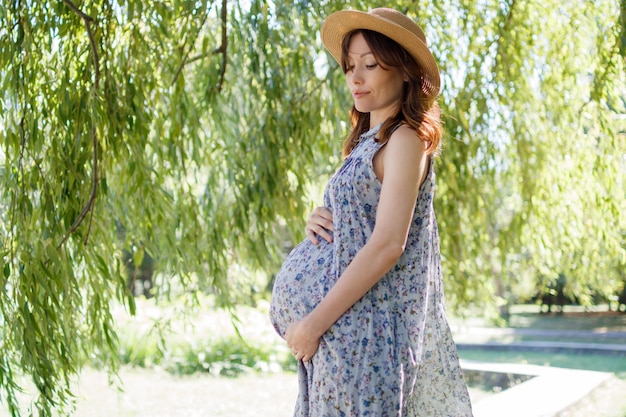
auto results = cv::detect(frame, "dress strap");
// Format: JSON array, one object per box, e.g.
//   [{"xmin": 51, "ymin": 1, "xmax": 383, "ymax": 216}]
[{"xmin": 388, "ymin": 121, "xmax": 406, "ymax": 136}]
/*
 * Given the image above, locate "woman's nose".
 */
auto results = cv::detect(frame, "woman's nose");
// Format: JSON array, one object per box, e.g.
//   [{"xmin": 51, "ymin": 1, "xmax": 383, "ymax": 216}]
[{"xmin": 349, "ymin": 68, "xmax": 363, "ymax": 85}]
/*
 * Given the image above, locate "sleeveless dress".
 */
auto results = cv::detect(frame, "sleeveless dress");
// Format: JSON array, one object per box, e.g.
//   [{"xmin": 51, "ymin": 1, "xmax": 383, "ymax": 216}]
[{"xmin": 270, "ymin": 124, "xmax": 474, "ymax": 417}]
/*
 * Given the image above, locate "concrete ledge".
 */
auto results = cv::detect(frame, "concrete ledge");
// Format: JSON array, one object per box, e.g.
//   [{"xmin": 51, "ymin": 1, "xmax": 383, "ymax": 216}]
[
  {"xmin": 458, "ymin": 341, "xmax": 626, "ymax": 356},
  {"xmin": 461, "ymin": 360, "xmax": 613, "ymax": 417},
  {"xmin": 458, "ymin": 327, "xmax": 626, "ymax": 341}
]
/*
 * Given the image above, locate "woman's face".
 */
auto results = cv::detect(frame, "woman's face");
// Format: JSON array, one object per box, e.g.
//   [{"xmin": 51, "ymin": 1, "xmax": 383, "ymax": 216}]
[{"xmin": 345, "ymin": 32, "xmax": 405, "ymax": 126}]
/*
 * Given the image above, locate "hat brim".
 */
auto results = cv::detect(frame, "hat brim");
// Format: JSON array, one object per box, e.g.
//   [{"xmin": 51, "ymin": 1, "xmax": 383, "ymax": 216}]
[{"xmin": 321, "ymin": 10, "xmax": 440, "ymax": 98}]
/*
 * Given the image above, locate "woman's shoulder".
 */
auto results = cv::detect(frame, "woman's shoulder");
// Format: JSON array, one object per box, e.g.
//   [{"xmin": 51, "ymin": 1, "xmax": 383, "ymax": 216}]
[{"xmin": 386, "ymin": 123, "xmax": 426, "ymax": 152}]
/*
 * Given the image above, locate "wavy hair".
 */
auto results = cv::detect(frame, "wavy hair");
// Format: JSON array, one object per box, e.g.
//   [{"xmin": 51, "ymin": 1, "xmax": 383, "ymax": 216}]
[{"xmin": 341, "ymin": 29, "xmax": 442, "ymax": 158}]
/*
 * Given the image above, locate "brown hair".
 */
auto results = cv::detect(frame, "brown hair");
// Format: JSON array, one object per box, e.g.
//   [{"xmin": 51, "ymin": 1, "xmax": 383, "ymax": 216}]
[{"xmin": 341, "ymin": 29, "xmax": 442, "ymax": 158}]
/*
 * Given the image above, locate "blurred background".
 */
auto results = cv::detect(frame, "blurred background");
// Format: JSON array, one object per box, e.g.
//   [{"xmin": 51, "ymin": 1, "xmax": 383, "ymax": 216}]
[{"xmin": 1, "ymin": 0, "xmax": 625, "ymax": 416}]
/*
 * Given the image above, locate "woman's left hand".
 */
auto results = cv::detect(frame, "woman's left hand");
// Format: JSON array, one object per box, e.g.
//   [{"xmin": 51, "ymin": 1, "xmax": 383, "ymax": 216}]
[{"xmin": 285, "ymin": 317, "xmax": 321, "ymax": 362}]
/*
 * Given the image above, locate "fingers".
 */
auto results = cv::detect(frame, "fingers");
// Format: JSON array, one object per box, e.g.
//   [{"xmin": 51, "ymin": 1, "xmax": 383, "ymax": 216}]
[
  {"xmin": 313, "ymin": 207, "xmax": 334, "ymax": 231},
  {"xmin": 285, "ymin": 320, "xmax": 319, "ymax": 363},
  {"xmin": 305, "ymin": 229, "xmax": 320, "ymax": 245},
  {"xmin": 289, "ymin": 343, "xmax": 314, "ymax": 362},
  {"xmin": 292, "ymin": 350, "xmax": 313, "ymax": 362},
  {"xmin": 305, "ymin": 206, "xmax": 334, "ymax": 244}
]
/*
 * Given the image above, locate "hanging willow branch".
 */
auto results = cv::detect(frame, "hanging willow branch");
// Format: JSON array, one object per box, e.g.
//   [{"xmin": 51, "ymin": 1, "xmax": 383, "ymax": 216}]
[
  {"xmin": 58, "ymin": 0, "xmax": 100, "ymax": 248},
  {"xmin": 493, "ymin": 0, "xmax": 517, "ymax": 76},
  {"xmin": 619, "ymin": 0, "xmax": 626, "ymax": 59},
  {"xmin": 171, "ymin": 5, "xmax": 211, "ymax": 86},
  {"xmin": 185, "ymin": 0, "xmax": 228, "ymax": 91},
  {"xmin": 215, "ymin": 0, "xmax": 228, "ymax": 92}
]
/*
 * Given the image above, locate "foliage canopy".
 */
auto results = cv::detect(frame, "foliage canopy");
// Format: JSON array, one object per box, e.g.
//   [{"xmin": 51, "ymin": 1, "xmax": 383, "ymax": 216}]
[{"xmin": 1, "ymin": 0, "xmax": 625, "ymax": 414}]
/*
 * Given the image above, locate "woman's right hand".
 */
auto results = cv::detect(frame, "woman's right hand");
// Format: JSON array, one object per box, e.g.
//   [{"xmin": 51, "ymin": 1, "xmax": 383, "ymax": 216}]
[{"xmin": 305, "ymin": 206, "xmax": 334, "ymax": 245}]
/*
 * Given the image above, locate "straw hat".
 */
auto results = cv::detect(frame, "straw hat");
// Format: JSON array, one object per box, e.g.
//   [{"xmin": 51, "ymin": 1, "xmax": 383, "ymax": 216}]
[{"xmin": 321, "ymin": 8, "xmax": 440, "ymax": 98}]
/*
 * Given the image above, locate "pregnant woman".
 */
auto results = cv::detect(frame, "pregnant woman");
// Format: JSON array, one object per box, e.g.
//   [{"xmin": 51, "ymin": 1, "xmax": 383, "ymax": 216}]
[{"xmin": 270, "ymin": 8, "xmax": 474, "ymax": 417}]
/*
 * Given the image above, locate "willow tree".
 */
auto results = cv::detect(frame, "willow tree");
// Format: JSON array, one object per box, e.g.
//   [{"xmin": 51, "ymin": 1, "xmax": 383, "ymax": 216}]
[
  {"xmin": 1, "ymin": 0, "xmax": 624, "ymax": 415},
  {"xmin": 430, "ymin": 0, "xmax": 626, "ymax": 317}
]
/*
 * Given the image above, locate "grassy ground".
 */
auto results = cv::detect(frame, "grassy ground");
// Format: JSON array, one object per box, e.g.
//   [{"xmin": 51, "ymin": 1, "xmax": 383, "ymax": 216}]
[
  {"xmin": 69, "ymin": 302, "xmax": 626, "ymax": 417},
  {"xmin": 505, "ymin": 304, "xmax": 626, "ymax": 333},
  {"xmin": 452, "ymin": 304, "xmax": 626, "ymax": 344},
  {"xmin": 0, "ymin": 297, "xmax": 488, "ymax": 417},
  {"xmin": 456, "ymin": 303, "xmax": 626, "ymax": 330},
  {"xmin": 0, "ymin": 369, "xmax": 300, "ymax": 417},
  {"xmin": 2, "ymin": 299, "xmax": 625, "ymax": 416}
]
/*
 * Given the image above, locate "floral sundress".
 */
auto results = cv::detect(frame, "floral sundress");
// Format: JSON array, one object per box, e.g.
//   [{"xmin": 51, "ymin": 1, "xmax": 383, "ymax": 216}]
[{"xmin": 270, "ymin": 124, "xmax": 474, "ymax": 417}]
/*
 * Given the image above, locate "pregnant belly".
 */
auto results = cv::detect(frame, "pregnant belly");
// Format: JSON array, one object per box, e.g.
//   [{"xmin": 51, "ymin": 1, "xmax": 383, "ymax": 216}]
[{"xmin": 269, "ymin": 238, "xmax": 334, "ymax": 337}]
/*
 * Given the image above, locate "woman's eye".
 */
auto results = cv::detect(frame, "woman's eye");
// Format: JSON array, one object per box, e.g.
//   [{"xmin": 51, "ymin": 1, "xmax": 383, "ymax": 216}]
[{"xmin": 366, "ymin": 63, "xmax": 378, "ymax": 69}]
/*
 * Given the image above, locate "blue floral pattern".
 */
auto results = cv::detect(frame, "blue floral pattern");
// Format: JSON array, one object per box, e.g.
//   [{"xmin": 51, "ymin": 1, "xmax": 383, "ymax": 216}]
[{"xmin": 270, "ymin": 124, "xmax": 473, "ymax": 417}]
